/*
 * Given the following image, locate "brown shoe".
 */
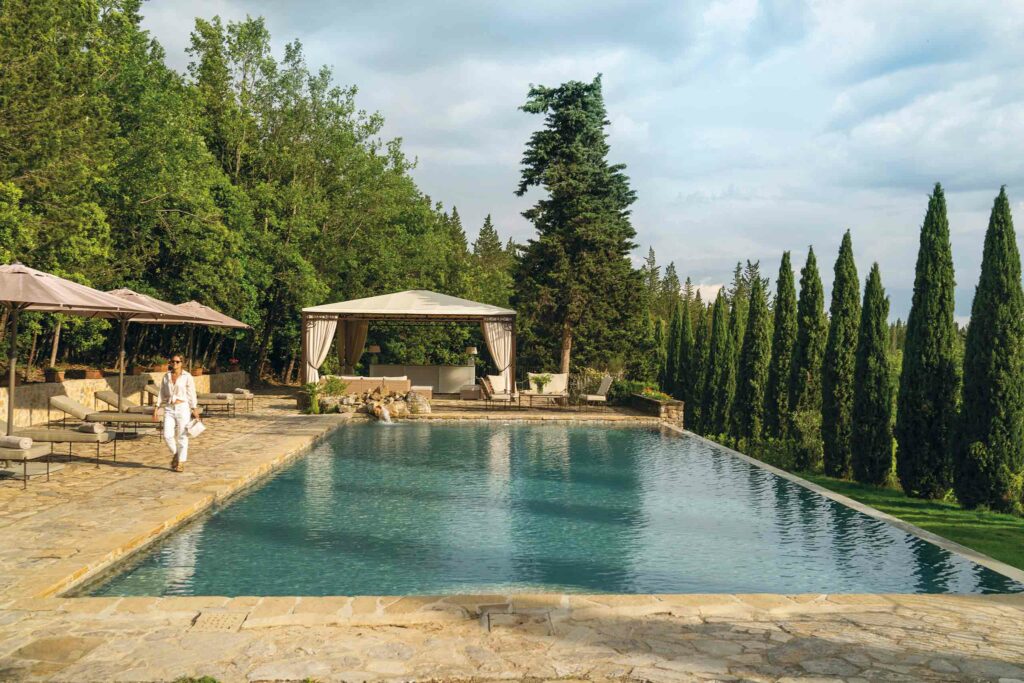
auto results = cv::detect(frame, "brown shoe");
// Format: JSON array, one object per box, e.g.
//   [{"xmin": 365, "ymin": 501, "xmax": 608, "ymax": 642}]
[
  {"xmin": 173, "ymin": 461, "xmax": 185, "ymax": 472},
  {"xmin": 170, "ymin": 455, "xmax": 179, "ymax": 471}
]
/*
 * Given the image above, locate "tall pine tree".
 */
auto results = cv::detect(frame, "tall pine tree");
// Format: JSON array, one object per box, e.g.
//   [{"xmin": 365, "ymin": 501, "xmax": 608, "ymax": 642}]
[
  {"xmin": 676, "ymin": 286, "xmax": 694, "ymax": 403},
  {"xmin": 896, "ymin": 184, "xmax": 960, "ymax": 499},
  {"xmin": 788, "ymin": 247, "xmax": 827, "ymax": 470},
  {"xmin": 664, "ymin": 301, "xmax": 682, "ymax": 393},
  {"xmin": 851, "ymin": 263, "xmax": 893, "ymax": 485},
  {"xmin": 688, "ymin": 293, "xmax": 708, "ymax": 431},
  {"xmin": 955, "ymin": 188, "xmax": 1024, "ymax": 513},
  {"xmin": 733, "ymin": 276, "xmax": 772, "ymax": 441},
  {"xmin": 765, "ymin": 252, "xmax": 797, "ymax": 438},
  {"xmin": 702, "ymin": 291, "xmax": 734, "ymax": 436},
  {"xmin": 513, "ymin": 76, "xmax": 640, "ymax": 373},
  {"xmin": 822, "ymin": 231, "xmax": 861, "ymax": 478}
]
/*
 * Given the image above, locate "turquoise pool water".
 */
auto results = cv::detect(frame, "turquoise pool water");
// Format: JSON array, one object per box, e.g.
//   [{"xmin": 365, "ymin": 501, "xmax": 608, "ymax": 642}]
[{"xmin": 89, "ymin": 423, "xmax": 1022, "ymax": 596}]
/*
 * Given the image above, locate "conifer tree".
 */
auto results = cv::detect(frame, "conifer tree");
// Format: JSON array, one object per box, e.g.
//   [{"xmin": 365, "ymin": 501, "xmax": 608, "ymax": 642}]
[
  {"xmin": 733, "ymin": 277, "xmax": 772, "ymax": 441},
  {"xmin": 896, "ymin": 184, "xmax": 960, "ymax": 498},
  {"xmin": 688, "ymin": 294, "xmax": 708, "ymax": 431},
  {"xmin": 702, "ymin": 291, "xmax": 734, "ymax": 436},
  {"xmin": 788, "ymin": 247, "xmax": 828, "ymax": 469},
  {"xmin": 955, "ymin": 188, "xmax": 1024, "ymax": 513},
  {"xmin": 851, "ymin": 263, "xmax": 893, "ymax": 485},
  {"xmin": 664, "ymin": 301, "xmax": 682, "ymax": 393},
  {"xmin": 822, "ymin": 231, "xmax": 861, "ymax": 478},
  {"xmin": 676, "ymin": 286, "xmax": 694, "ymax": 403},
  {"xmin": 652, "ymin": 315, "xmax": 668, "ymax": 389},
  {"xmin": 765, "ymin": 252, "xmax": 797, "ymax": 438}
]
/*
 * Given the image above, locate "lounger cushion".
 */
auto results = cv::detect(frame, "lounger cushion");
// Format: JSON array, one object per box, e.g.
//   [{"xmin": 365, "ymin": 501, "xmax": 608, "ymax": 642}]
[
  {"xmin": 87, "ymin": 411, "xmax": 153, "ymax": 423},
  {"xmin": 95, "ymin": 390, "xmax": 143, "ymax": 411},
  {"xmin": 49, "ymin": 395, "xmax": 90, "ymax": 420},
  {"xmin": 584, "ymin": 395, "xmax": 607, "ymax": 402},
  {"xmin": 15, "ymin": 428, "xmax": 112, "ymax": 444},
  {"xmin": 0, "ymin": 443, "xmax": 52, "ymax": 461}
]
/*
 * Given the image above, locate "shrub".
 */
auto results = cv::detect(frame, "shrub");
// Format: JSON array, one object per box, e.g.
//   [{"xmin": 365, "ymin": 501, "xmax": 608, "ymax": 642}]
[
  {"xmin": 607, "ymin": 379, "xmax": 646, "ymax": 405},
  {"xmin": 321, "ymin": 376, "xmax": 348, "ymax": 396},
  {"xmin": 301, "ymin": 382, "xmax": 321, "ymax": 414}
]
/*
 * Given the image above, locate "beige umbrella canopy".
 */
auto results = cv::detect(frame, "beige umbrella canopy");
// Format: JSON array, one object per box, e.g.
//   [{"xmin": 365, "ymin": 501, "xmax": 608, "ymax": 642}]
[
  {"xmin": 0, "ymin": 264, "xmax": 158, "ymax": 435},
  {"xmin": 173, "ymin": 301, "xmax": 251, "ymax": 373},
  {"xmin": 106, "ymin": 289, "xmax": 211, "ymax": 410}
]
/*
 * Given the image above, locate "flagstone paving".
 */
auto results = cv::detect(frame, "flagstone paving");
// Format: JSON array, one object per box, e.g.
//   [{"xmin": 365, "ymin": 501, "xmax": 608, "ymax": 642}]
[{"xmin": 0, "ymin": 391, "xmax": 1022, "ymax": 681}]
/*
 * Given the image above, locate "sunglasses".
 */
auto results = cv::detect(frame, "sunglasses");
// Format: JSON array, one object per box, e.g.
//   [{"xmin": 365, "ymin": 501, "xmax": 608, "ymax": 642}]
[{"xmin": 170, "ymin": 360, "xmax": 182, "ymax": 364}]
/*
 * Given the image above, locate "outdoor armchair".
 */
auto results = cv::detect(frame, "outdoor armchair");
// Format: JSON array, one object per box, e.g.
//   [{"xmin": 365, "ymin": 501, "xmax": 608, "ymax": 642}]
[
  {"xmin": 582, "ymin": 375, "xmax": 614, "ymax": 409},
  {"xmin": 480, "ymin": 375, "xmax": 515, "ymax": 408}
]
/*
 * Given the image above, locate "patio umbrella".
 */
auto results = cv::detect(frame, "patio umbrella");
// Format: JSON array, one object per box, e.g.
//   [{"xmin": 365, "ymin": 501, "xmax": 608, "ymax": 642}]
[
  {"xmin": 106, "ymin": 289, "xmax": 211, "ymax": 411},
  {"xmin": 0, "ymin": 264, "xmax": 157, "ymax": 436},
  {"xmin": 173, "ymin": 301, "xmax": 250, "ymax": 373}
]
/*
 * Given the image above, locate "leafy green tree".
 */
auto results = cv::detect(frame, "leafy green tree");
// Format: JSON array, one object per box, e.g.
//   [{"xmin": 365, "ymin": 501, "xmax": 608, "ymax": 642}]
[
  {"xmin": 471, "ymin": 214, "xmax": 515, "ymax": 307},
  {"xmin": 896, "ymin": 184, "xmax": 960, "ymax": 498},
  {"xmin": 513, "ymin": 76, "xmax": 641, "ymax": 374},
  {"xmin": 955, "ymin": 188, "xmax": 1024, "ymax": 513},
  {"xmin": 822, "ymin": 231, "xmax": 861, "ymax": 478},
  {"xmin": 852, "ymin": 263, "xmax": 893, "ymax": 485},
  {"xmin": 764, "ymin": 252, "xmax": 797, "ymax": 438},
  {"xmin": 733, "ymin": 276, "xmax": 772, "ymax": 441},
  {"xmin": 789, "ymin": 247, "xmax": 827, "ymax": 470},
  {"xmin": 702, "ymin": 291, "xmax": 734, "ymax": 436}
]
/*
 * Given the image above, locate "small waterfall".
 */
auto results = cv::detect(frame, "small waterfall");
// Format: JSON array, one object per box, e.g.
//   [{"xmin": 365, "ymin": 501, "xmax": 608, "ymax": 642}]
[{"xmin": 379, "ymin": 405, "xmax": 392, "ymax": 424}]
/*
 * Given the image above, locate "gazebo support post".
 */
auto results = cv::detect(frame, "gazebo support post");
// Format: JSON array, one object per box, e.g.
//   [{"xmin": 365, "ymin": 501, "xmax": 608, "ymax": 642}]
[
  {"xmin": 510, "ymin": 318, "xmax": 517, "ymax": 395},
  {"xmin": 299, "ymin": 312, "xmax": 308, "ymax": 385}
]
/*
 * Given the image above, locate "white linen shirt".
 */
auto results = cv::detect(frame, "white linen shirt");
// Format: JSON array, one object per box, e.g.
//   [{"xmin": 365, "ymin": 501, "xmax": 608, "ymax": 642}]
[{"xmin": 156, "ymin": 370, "xmax": 198, "ymax": 410}]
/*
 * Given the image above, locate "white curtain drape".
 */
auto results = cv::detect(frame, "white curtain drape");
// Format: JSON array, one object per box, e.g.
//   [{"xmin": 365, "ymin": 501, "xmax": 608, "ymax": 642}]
[
  {"xmin": 336, "ymin": 320, "xmax": 369, "ymax": 374},
  {"xmin": 304, "ymin": 317, "xmax": 338, "ymax": 384},
  {"xmin": 481, "ymin": 319, "xmax": 513, "ymax": 394}
]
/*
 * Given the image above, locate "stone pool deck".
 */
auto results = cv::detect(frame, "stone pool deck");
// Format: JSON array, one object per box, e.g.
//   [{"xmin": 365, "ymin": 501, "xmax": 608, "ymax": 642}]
[{"xmin": 0, "ymin": 392, "xmax": 1022, "ymax": 682}]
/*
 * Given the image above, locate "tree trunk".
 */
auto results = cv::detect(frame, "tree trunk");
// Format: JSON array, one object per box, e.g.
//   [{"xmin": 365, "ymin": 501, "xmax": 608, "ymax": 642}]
[
  {"xmin": 207, "ymin": 336, "xmax": 223, "ymax": 371},
  {"xmin": 0, "ymin": 309, "xmax": 7, "ymax": 344},
  {"xmin": 49, "ymin": 318, "xmax": 62, "ymax": 368},
  {"xmin": 560, "ymin": 322, "xmax": 573, "ymax": 374},
  {"xmin": 129, "ymin": 325, "xmax": 149, "ymax": 367},
  {"xmin": 283, "ymin": 353, "xmax": 295, "ymax": 384},
  {"xmin": 25, "ymin": 331, "xmax": 38, "ymax": 381},
  {"xmin": 253, "ymin": 290, "xmax": 282, "ymax": 385}
]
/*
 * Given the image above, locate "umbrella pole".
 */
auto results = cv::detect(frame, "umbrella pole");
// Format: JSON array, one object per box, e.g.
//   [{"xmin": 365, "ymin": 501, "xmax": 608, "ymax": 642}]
[
  {"xmin": 186, "ymin": 325, "xmax": 194, "ymax": 372},
  {"xmin": 117, "ymin": 318, "xmax": 128, "ymax": 412},
  {"xmin": 7, "ymin": 307, "xmax": 18, "ymax": 437}
]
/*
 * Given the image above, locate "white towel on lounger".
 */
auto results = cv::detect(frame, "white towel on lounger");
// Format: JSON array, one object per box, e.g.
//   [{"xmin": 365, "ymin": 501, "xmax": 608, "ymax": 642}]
[
  {"xmin": 0, "ymin": 435, "xmax": 32, "ymax": 450},
  {"xmin": 77, "ymin": 423, "xmax": 106, "ymax": 434}
]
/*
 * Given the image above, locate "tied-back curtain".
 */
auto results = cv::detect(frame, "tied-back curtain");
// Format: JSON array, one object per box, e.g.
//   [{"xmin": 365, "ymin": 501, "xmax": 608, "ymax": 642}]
[
  {"xmin": 304, "ymin": 318, "xmax": 338, "ymax": 384},
  {"xmin": 337, "ymin": 320, "xmax": 369, "ymax": 374},
  {"xmin": 481, "ymin": 319, "xmax": 513, "ymax": 394}
]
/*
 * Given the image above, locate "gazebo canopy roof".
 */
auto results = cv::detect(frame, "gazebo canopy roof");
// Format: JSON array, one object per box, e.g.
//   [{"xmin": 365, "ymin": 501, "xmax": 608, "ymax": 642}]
[{"xmin": 303, "ymin": 290, "xmax": 515, "ymax": 320}]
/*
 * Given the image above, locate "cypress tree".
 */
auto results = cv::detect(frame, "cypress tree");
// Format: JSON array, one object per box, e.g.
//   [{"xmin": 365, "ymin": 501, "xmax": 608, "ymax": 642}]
[
  {"xmin": 653, "ymin": 316, "xmax": 667, "ymax": 390},
  {"xmin": 733, "ymin": 277, "xmax": 772, "ymax": 441},
  {"xmin": 676, "ymin": 289, "xmax": 694, "ymax": 403},
  {"xmin": 822, "ymin": 231, "xmax": 861, "ymax": 478},
  {"xmin": 851, "ymin": 263, "xmax": 893, "ymax": 485},
  {"xmin": 788, "ymin": 247, "xmax": 828, "ymax": 470},
  {"xmin": 765, "ymin": 252, "xmax": 797, "ymax": 438},
  {"xmin": 664, "ymin": 301, "xmax": 682, "ymax": 393},
  {"xmin": 955, "ymin": 188, "xmax": 1024, "ymax": 513},
  {"xmin": 688, "ymin": 295, "xmax": 708, "ymax": 431},
  {"xmin": 895, "ymin": 183, "xmax": 960, "ymax": 499},
  {"xmin": 702, "ymin": 291, "xmax": 734, "ymax": 436}
]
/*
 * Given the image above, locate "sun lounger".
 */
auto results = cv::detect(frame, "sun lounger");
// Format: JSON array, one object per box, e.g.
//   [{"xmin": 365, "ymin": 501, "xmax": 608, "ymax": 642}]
[
  {"xmin": 143, "ymin": 384, "xmax": 222, "ymax": 414},
  {"xmin": 0, "ymin": 439, "xmax": 55, "ymax": 489},
  {"xmin": 94, "ymin": 390, "xmax": 154, "ymax": 414},
  {"xmin": 480, "ymin": 375, "xmax": 515, "ymax": 408},
  {"xmin": 49, "ymin": 396, "xmax": 156, "ymax": 432},
  {"xmin": 0, "ymin": 418, "xmax": 115, "ymax": 478}
]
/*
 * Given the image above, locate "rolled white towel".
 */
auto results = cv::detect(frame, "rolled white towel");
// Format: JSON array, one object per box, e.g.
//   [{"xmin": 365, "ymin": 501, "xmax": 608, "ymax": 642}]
[
  {"xmin": 77, "ymin": 423, "xmax": 106, "ymax": 434},
  {"xmin": 0, "ymin": 435, "xmax": 32, "ymax": 450},
  {"xmin": 233, "ymin": 388, "xmax": 251, "ymax": 395},
  {"xmin": 213, "ymin": 393, "xmax": 230, "ymax": 400}
]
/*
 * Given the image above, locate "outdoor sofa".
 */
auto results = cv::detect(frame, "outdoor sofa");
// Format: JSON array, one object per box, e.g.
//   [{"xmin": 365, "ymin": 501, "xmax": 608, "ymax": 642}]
[{"xmin": 334, "ymin": 375, "xmax": 412, "ymax": 395}]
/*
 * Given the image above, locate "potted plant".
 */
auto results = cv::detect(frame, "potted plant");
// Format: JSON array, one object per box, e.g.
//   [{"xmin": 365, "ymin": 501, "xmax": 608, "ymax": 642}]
[
  {"xmin": 128, "ymin": 364, "xmax": 147, "ymax": 376},
  {"xmin": 227, "ymin": 357, "xmax": 241, "ymax": 371},
  {"xmin": 192, "ymin": 367, "xmax": 204, "ymax": 376},
  {"xmin": 532, "ymin": 373, "xmax": 552, "ymax": 394},
  {"xmin": 44, "ymin": 367, "xmax": 65, "ymax": 383},
  {"xmin": 66, "ymin": 368, "xmax": 104, "ymax": 380}
]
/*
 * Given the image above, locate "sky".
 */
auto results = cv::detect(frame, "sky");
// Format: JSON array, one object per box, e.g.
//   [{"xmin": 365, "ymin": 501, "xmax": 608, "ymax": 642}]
[{"xmin": 141, "ymin": 0, "xmax": 1024, "ymax": 322}]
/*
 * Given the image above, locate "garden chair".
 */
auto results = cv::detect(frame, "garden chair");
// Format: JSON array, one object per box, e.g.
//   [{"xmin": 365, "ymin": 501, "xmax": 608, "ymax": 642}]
[{"xmin": 581, "ymin": 375, "xmax": 614, "ymax": 411}]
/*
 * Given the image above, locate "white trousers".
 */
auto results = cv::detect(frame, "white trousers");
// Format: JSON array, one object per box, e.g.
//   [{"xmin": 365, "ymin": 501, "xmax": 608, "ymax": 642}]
[{"xmin": 163, "ymin": 403, "xmax": 191, "ymax": 462}]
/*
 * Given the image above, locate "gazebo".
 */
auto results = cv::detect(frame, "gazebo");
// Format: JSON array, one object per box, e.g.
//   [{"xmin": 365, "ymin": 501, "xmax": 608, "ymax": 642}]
[{"xmin": 300, "ymin": 290, "xmax": 516, "ymax": 389}]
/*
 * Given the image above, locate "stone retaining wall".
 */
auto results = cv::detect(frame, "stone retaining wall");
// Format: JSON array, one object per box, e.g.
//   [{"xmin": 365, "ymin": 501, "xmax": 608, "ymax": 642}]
[
  {"xmin": 0, "ymin": 371, "xmax": 247, "ymax": 428},
  {"xmin": 630, "ymin": 393, "xmax": 684, "ymax": 426}
]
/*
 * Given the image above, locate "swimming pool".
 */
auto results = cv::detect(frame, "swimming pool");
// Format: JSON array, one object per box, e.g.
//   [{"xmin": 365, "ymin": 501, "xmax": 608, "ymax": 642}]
[{"xmin": 88, "ymin": 423, "xmax": 1022, "ymax": 596}]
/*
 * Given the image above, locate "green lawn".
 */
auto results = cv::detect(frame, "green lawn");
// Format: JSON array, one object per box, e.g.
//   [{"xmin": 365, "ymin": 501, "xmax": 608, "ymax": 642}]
[{"xmin": 802, "ymin": 473, "xmax": 1024, "ymax": 572}]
